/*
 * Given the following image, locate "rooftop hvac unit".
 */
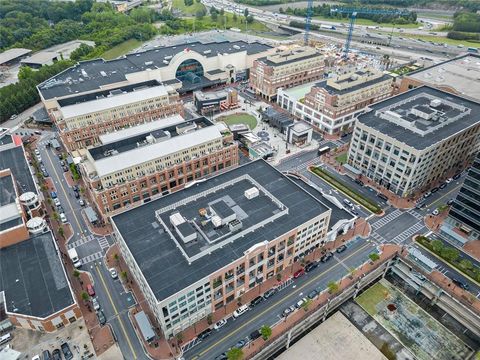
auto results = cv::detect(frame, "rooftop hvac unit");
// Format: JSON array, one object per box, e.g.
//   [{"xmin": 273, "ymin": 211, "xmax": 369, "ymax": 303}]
[
  {"xmin": 212, "ymin": 215, "xmax": 222, "ymax": 228},
  {"xmin": 245, "ymin": 187, "xmax": 259, "ymax": 199},
  {"xmin": 26, "ymin": 217, "xmax": 46, "ymax": 234},
  {"xmin": 229, "ymin": 219, "xmax": 242, "ymax": 232},
  {"xmin": 430, "ymin": 99, "xmax": 442, "ymax": 108},
  {"xmin": 170, "ymin": 212, "xmax": 185, "ymax": 226},
  {"xmin": 146, "ymin": 135, "xmax": 156, "ymax": 144},
  {"xmin": 203, "ymin": 50, "xmax": 211, "ymax": 54}
]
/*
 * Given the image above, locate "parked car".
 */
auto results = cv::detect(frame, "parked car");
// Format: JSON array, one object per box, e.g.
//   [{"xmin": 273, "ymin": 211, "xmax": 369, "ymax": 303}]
[
  {"xmin": 250, "ymin": 296, "xmax": 263, "ymax": 307},
  {"xmin": 439, "ymin": 183, "xmax": 447, "ymax": 189},
  {"xmin": 431, "ymin": 187, "xmax": 439, "ymax": 193},
  {"xmin": 198, "ymin": 328, "xmax": 212, "ymax": 340},
  {"xmin": 249, "ymin": 329, "xmax": 261, "ymax": 341},
  {"xmin": 60, "ymin": 213, "xmax": 67, "ymax": 223},
  {"xmin": 36, "ymin": 154, "xmax": 42, "ymax": 162},
  {"xmin": 52, "ymin": 349, "xmax": 62, "ymax": 360},
  {"xmin": 109, "ymin": 268, "xmax": 118, "ymax": 279},
  {"xmin": 42, "ymin": 169, "xmax": 49, "ymax": 177},
  {"xmin": 343, "ymin": 199, "xmax": 354, "ymax": 208},
  {"xmin": 50, "ymin": 191, "xmax": 57, "ymax": 199},
  {"xmin": 354, "ymin": 179, "xmax": 364, "ymax": 186},
  {"xmin": 377, "ymin": 193, "xmax": 388, "ymax": 201},
  {"xmin": 32, "ymin": 355, "xmax": 41, "ymax": 360},
  {"xmin": 60, "ymin": 160, "xmax": 65, "ymax": 167},
  {"xmin": 282, "ymin": 305, "xmax": 296, "ymax": 317},
  {"xmin": 53, "ymin": 198, "xmax": 61, "ymax": 207},
  {"xmin": 233, "ymin": 304, "xmax": 249, "ymax": 318},
  {"xmin": 452, "ymin": 278, "xmax": 469, "ymax": 290},
  {"xmin": 447, "ymin": 199, "xmax": 454, "ymax": 206},
  {"xmin": 42, "ymin": 350, "xmax": 52, "ymax": 360},
  {"xmin": 61, "ymin": 343, "xmax": 73, "ymax": 360},
  {"xmin": 432, "ymin": 209, "xmax": 439, "ymax": 216},
  {"xmin": 214, "ymin": 354, "xmax": 227, "ymax": 360},
  {"xmin": 305, "ymin": 262, "xmax": 318, "ymax": 273},
  {"xmin": 97, "ymin": 310, "xmax": 106, "ymax": 325},
  {"xmin": 320, "ymin": 252, "xmax": 333, "ymax": 263},
  {"xmin": 57, "ymin": 154, "xmax": 63, "ymax": 160},
  {"xmin": 74, "ymin": 190, "xmax": 80, "ymax": 199},
  {"xmin": 87, "ymin": 284, "xmax": 95, "ymax": 296},
  {"xmin": 307, "ymin": 290, "xmax": 318, "ymax": 299},
  {"xmin": 295, "ymin": 298, "xmax": 307, "ymax": 309},
  {"xmin": 62, "ymin": 165, "xmax": 68, "ymax": 172},
  {"xmin": 79, "ymin": 198, "xmax": 85, "ymax": 206},
  {"xmin": 415, "ymin": 202, "xmax": 426, "ymax": 210},
  {"xmin": 445, "ymin": 178, "xmax": 453, "ymax": 184},
  {"xmin": 92, "ymin": 298, "xmax": 100, "ymax": 311},
  {"xmin": 423, "ymin": 191, "xmax": 432, "ymax": 199},
  {"xmin": 213, "ymin": 319, "xmax": 227, "ymax": 330},
  {"xmin": 235, "ymin": 339, "xmax": 247, "ymax": 348},
  {"xmin": 34, "ymin": 149, "xmax": 40, "ymax": 156},
  {"xmin": 263, "ymin": 288, "xmax": 276, "ymax": 299},
  {"xmin": 453, "ymin": 173, "xmax": 461, "ymax": 180},
  {"xmin": 293, "ymin": 268, "xmax": 305, "ymax": 279},
  {"xmin": 336, "ymin": 245, "xmax": 347, "ymax": 253},
  {"xmin": 72, "ymin": 185, "xmax": 79, "ymax": 191}
]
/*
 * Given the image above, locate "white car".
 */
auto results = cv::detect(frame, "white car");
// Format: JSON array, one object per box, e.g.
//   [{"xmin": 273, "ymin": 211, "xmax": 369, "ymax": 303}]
[
  {"xmin": 109, "ymin": 268, "xmax": 118, "ymax": 279},
  {"xmin": 432, "ymin": 209, "xmax": 439, "ymax": 216},
  {"xmin": 54, "ymin": 198, "xmax": 61, "ymax": 207},
  {"xmin": 233, "ymin": 304, "xmax": 249, "ymax": 318},
  {"xmin": 445, "ymin": 178, "xmax": 453, "ymax": 184},
  {"xmin": 343, "ymin": 199, "xmax": 354, "ymax": 208},
  {"xmin": 34, "ymin": 149, "xmax": 40, "ymax": 156},
  {"xmin": 92, "ymin": 298, "xmax": 100, "ymax": 311},
  {"xmin": 60, "ymin": 213, "xmax": 67, "ymax": 223},
  {"xmin": 213, "ymin": 319, "xmax": 227, "ymax": 330}
]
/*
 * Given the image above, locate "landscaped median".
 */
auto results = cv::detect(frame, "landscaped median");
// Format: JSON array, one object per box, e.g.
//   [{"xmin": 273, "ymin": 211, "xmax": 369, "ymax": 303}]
[
  {"xmin": 415, "ymin": 236, "xmax": 480, "ymax": 284},
  {"xmin": 310, "ymin": 166, "xmax": 382, "ymax": 214}
]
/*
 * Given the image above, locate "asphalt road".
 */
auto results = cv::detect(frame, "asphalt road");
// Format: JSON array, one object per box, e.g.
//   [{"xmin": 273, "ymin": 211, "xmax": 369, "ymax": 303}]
[
  {"xmin": 183, "ymin": 238, "xmax": 377, "ymax": 360},
  {"xmin": 35, "ymin": 133, "xmax": 149, "ymax": 360}
]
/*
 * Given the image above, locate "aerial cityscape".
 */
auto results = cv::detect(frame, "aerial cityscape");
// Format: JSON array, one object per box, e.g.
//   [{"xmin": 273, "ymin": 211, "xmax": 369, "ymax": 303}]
[{"xmin": 1, "ymin": 0, "xmax": 480, "ymax": 360}]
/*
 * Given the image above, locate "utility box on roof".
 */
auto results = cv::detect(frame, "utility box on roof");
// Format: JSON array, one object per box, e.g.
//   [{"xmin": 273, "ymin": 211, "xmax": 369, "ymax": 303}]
[{"xmin": 245, "ymin": 187, "xmax": 259, "ymax": 199}]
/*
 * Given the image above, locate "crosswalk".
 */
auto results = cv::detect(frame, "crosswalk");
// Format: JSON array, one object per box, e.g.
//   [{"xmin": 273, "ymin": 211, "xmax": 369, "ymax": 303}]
[
  {"xmin": 295, "ymin": 158, "xmax": 322, "ymax": 172},
  {"xmin": 98, "ymin": 236, "xmax": 110, "ymax": 250},
  {"xmin": 318, "ymin": 139, "xmax": 344, "ymax": 148},
  {"xmin": 370, "ymin": 209, "xmax": 403, "ymax": 230},
  {"xmin": 67, "ymin": 234, "xmax": 96, "ymax": 249},
  {"xmin": 389, "ymin": 222, "xmax": 425, "ymax": 245},
  {"xmin": 406, "ymin": 208, "xmax": 424, "ymax": 221},
  {"xmin": 81, "ymin": 251, "xmax": 103, "ymax": 264}
]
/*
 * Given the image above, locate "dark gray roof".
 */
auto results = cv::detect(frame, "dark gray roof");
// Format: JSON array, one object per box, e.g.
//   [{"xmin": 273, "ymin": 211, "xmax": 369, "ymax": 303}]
[
  {"xmin": 0, "ymin": 175, "xmax": 16, "ymax": 206},
  {"xmin": 358, "ymin": 86, "xmax": 480, "ymax": 150},
  {"xmin": 0, "ymin": 217, "xmax": 23, "ymax": 232},
  {"xmin": 112, "ymin": 160, "xmax": 330, "ymax": 301},
  {"xmin": 38, "ymin": 41, "xmax": 272, "ymax": 100},
  {"xmin": 0, "ymin": 143, "xmax": 36, "ymax": 195},
  {"xmin": 314, "ymin": 73, "xmax": 392, "ymax": 96},
  {"xmin": 258, "ymin": 52, "xmax": 321, "ymax": 67},
  {"xmin": 211, "ymin": 200, "xmax": 235, "ymax": 219},
  {"xmin": 0, "ymin": 232, "xmax": 75, "ymax": 318}
]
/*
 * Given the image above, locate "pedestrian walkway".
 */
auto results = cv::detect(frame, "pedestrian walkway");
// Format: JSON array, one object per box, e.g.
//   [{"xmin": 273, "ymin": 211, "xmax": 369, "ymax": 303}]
[
  {"xmin": 370, "ymin": 209, "xmax": 403, "ymax": 230},
  {"xmin": 81, "ymin": 251, "xmax": 103, "ymax": 264},
  {"xmin": 98, "ymin": 236, "xmax": 110, "ymax": 251},
  {"xmin": 389, "ymin": 222, "xmax": 425, "ymax": 245},
  {"xmin": 67, "ymin": 234, "xmax": 96, "ymax": 249},
  {"xmin": 406, "ymin": 208, "xmax": 424, "ymax": 221}
]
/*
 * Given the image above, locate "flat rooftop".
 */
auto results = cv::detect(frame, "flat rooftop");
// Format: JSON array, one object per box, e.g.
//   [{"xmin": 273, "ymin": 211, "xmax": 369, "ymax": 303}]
[
  {"xmin": 21, "ymin": 51, "xmax": 59, "ymax": 65},
  {"xmin": 316, "ymin": 72, "xmax": 392, "ymax": 96},
  {"xmin": 260, "ymin": 47, "xmax": 322, "ymax": 67},
  {"xmin": 0, "ymin": 174, "xmax": 22, "ymax": 232},
  {"xmin": 38, "ymin": 41, "xmax": 272, "ymax": 100},
  {"xmin": 88, "ymin": 117, "xmax": 220, "ymax": 177},
  {"xmin": 112, "ymin": 160, "xmax": 330, "ymax": 301},
  {"xmin": 0, "ymin": 232, "xmax": 75, "ymax": 318},
  {"xmin": 59, "ymin": 84, "xmax": 173, "ymax": 119},
  {"xmin": 0, "ymin": 137, "xmax": 36, "ymax": 195},
  {"xmin": 276, "ymin": 312, "xmax": 387, "ymax": 360},
  {"xmin": 194, "ymin": 89, "xmax": 230, "ymax": 101},
  {"xmin": 408, "ymin": 53, "xmax": 480, "ymax": 101},
  {"xmin": 358, "ymin": 85, "xmax": 480, "ymax": 150},
  {"xmin": 0, "ymin": 175, "xmax": 16, "ymax": 207},
  {"xmin": 0, "ymin": 48, "xmax": 31, "ymax": 65}
]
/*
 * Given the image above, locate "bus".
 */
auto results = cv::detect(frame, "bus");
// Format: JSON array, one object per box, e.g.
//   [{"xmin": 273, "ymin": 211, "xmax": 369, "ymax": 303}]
[
  {"xmin": 318, "ymin": 146, "xmax": 330, "ymax": 156},
  {"xmin": 467, "ymin": 47, "xmax": 479, "ymax": 53}
]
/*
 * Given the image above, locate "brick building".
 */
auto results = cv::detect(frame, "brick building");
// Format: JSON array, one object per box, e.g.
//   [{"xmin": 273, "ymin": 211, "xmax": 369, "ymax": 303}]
[
  {"xmin": 277, "ymin": 68, "xmax": 394, "ymax": 134},
  {"xmin": 78, "ymin": 116, "xmax": 239, "ymax": 217},
  {"xmin": 112, "ymin": 160, "xmax": 355, "ymax": 337},
  {"xmin": 250, "ymin": 46, "xmax": 325, "ymax": 101},
  {"xmin": 50, "ymin": 82, "xmax": 183, "ymax": 151}
]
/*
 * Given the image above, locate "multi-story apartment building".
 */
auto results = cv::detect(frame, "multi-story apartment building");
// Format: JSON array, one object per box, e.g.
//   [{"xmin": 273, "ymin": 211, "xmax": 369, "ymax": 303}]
[
  {"xmin": 398, "ymin": 53, "xmax": 480, "ymax": 102},
  {"xmin": 277, "ymin": 68, "xmax": 394, "ymax": 134},
  {"xmin": 442, "ymin": 153, "xmax": 480, "ymax": 242},
  {"xmin": 50, "ymin": 82, "xmax": 183, "ymax": 150},
  {"xmin": 38, "ymin": 40, "xmax": 274, "ymax": 111},
  {"xmin": 111, "ymin": 160, "xmax": 355, "ymax": 337},
  {"xmin": 250, "ymin": 47, "xmax": 325, "ymax": 101},
  {"xmin": 347, "ymin": 86, "xmax": 480, "ymax": 197},
  {"xmin": 0, "ymin": 131, "xmax": 81, "ymax": 332},
  {"xmin": 79, "ymin": 115, "xmax": 239, "ymax": 217}
]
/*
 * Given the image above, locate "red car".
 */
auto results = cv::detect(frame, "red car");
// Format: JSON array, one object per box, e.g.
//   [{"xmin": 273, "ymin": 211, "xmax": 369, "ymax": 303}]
[
  {"xmin": 87, "ymin": 284, "xmax": 95, "ymax": 296},
  {"xmin": 293, "ymin": 269, "xmax": 305, "ymax": 279}
]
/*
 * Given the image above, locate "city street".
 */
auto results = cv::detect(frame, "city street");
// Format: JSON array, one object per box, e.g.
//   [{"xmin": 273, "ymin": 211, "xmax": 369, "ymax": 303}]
[
  {"xmin": 183, "ymin": 238, "xmax": 377, "ymax": 360},
  {"xmin": 35, "ymin": 133, "xmax": 149, "ymax": 360}
]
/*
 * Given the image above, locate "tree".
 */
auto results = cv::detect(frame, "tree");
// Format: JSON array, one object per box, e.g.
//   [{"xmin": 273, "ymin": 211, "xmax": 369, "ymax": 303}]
[
  {"xmin": 301, "ymin": 298, "xmax": 312, "ymax": 311},
  {"xmin": 175, "ymin": 332, "xmax": 184, "ymax": 343},
  {"xmin": 58, "ymin": 226, "xmax": 65, "ymax": 238},
  {"xmin": 73, "ymin": 270, "xmax": 81, "ymax": 281},
  {"xmin": 246, "ymin": 15, "xmax": 254, "ymax": 24},
  {"xmin": 81, "ymin": 291, "xmax": 89, "ymax": 302},
  {"xmin": 120, "ymin": 270, "xmax": 128, "ymax": 281},
  {"xmin": 431, "ymin": 239, "xmax": 444, "ymax": 254},
  {"xmin": 327, "ymin": 281, "xmax": 339, "ymax": 294},
  {"xmin": 260, "ymin": 325, "xmax": 272, "ymax": 340},
  {"xmin": 227, "ymin": 347, "xmax": 243, "ymax": 360},
  {"xmin": 276, "ymin": 273, "xmax": 282, "ymax": 282},
  {"xmin": 441, "ymin": 247, "xmax": 459, "ymax": 262},
  {"xmin": 369, "ymin": 253, "xmax": 380, "ymax": 262},
  {"xmin": 244, "ymin": 8, "xmax": 249, "ymax": 18},
  {"xmin": 195, "ymin": 9, "xmax": 206, "ymax": 20},
  {"xmin": 233, "ymin": 13, "xmax": 238, "ymax": 22},
  {"xmin": 459, "ymin": 259, "xmax": 473, "ymax": 271},
  {"xmin": 211, "ymin": 11, "xmax": 218, "ymax": 21},
  {"xmin": 207, "ymin": 314, "xmax": 213, "ymax": 325},
  {"xmin": 113, "ymin": 253, "xmax": 119, "ymax": 264}
]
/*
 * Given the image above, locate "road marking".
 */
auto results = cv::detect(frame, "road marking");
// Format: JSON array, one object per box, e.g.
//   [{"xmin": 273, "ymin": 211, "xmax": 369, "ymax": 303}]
[
  {"xmin": 196, "ymin": 242, "xmax": 372, "ymax": 358},
  {"xmin": 96, "ymin": 264, "xmax": 138, "ymax": 359},
  {"xmin": 45, "ymin": 148, "xmax": 85, "ymax": 234},
  {"xmin": 426, "ymin": 183, "xmax": 462, "ymax": 208}
]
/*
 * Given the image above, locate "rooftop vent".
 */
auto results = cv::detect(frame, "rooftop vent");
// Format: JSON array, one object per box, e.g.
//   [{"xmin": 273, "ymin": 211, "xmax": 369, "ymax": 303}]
[
  {"xmin": 146, "ymin": 134, "xmax": 156, "ymax": 144},
  {"xmin": 430, "ymin": 99, "xmax": 442, "ymax": 108}
]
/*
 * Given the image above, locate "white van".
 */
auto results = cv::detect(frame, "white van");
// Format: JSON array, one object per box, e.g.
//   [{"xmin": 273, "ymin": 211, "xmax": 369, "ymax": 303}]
[
  {"xmin": 0, "ymin": 333, "xmax": 12, "ymax": 345},
  {"xmin": 68, "ymin": 248, "xmax": 82, "ymax": 268},
  {"xmin": 233, "ymin": 304, "xmax": 249, "ymax": 319}
]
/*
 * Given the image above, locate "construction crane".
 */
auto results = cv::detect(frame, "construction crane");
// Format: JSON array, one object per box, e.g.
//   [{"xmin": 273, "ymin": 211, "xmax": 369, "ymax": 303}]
[
  {"xmin": 330, "ymin": 7, "xmax": 410, "ymax": 58},
  {"xmin": 304, "ymin": 0, "xmax": 314, "ymax": 46}
]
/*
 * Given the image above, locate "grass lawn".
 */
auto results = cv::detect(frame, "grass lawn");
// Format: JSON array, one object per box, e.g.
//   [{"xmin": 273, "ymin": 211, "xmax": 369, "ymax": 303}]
[
  {"xmin": 356, "ymin": 282, "xmax": 390, "ymax": 315},
  {"xmin": 335, "ymin": 152, "xmax": 348, "ymax": 165},
  {"xmin": 387, "ymin": 32, "xmax": 480, "ymax": 48},
  {"xmin": 101, "ymin": 39, "xmax": 142, "ymax": 60},
  {"xmin": 172, "ymin": 0, "xmax": 206, "ymax": 16},
  {"xmin": 312, "ymin": 15, "xmax": 419, "ymax": 29},
  {"xmin": 184, "ymin": 13, "xmax": 269, "ymax": 33},
  {"xmin": 219, "ymin": 113, "xmax": 257, "ymax": 130}
]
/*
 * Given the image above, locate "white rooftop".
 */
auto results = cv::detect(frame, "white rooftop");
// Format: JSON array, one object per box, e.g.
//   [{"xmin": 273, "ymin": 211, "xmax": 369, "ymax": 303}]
[
  {"xmin": 99, "ymin": 115, "xmax": 185, "ymax": 145},
  {"xmin": 60, "ymin": 85, "xmax": 173, "ymax": 119},
  {"xmin": 290, "ymin": 121, "xmax": 312, "ymax": 133},
  {"xmin": 0, "ymin": 48, "xmax": 31, "ymax": 65},
  {"xmin": 92, "ymin": 125, "xmax": 222, "ymax": 177},
  {"xmin": 21, "ymin": 51, "xmax": 59, "ymax": 65}
]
